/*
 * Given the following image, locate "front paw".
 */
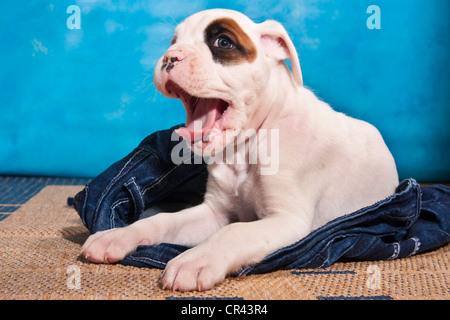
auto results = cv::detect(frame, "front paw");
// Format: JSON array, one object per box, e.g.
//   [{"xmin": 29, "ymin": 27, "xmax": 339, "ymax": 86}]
[
  {"xmin": 161, "ymin": 248, "xmax": 228, "ymax": 292},
  {"xmin": 81, "ymin": 226, "xmax": 149, "ymax": 264}
]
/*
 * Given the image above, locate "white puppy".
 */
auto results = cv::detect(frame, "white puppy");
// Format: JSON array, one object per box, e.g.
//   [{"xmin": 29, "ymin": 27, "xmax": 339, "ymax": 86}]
[{"xmin": 81, "ymin": 9, "xmax": 399, "ymax": 291}]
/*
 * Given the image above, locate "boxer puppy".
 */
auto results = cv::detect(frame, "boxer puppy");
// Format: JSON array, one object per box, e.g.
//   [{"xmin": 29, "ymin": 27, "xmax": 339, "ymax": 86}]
[{"xmin": 81, "ymin": 9, "xmax": 399, "ymax": 291}]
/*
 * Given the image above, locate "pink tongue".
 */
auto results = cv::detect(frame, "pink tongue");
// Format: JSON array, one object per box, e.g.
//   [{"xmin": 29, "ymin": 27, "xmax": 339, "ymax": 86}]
[{"xmin": 176, "ymin": 99, "xmax": 221, "ymax": 141}]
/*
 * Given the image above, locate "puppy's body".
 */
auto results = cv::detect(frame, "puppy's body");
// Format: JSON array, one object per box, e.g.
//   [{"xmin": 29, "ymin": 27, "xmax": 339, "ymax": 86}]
[{"xmin": 82, "ymin": 9, "xmax": 398, "ymax": 291}]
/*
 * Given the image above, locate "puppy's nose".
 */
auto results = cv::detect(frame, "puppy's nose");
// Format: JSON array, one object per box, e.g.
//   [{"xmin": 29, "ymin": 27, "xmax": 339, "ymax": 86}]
[
  {"xmin": 162, "ymin": 49, "xmax": 186, "ymax": 72},
  {"xmin": 165, "ymin": 49, "xmax": 186, "ymax": 62}
]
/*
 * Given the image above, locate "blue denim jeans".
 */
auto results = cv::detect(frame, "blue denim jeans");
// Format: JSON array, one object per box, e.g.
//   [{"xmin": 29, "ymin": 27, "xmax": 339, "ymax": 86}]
[{"xmin": 71, "ymin": 125, "xmax": 450, "ymax": 275}]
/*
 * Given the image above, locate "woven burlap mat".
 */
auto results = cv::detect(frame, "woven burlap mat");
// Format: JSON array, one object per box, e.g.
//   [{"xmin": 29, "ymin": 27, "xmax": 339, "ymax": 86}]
[{"xmin": 0, "ymin": 186, "xmax": 448, "ymax": 300}]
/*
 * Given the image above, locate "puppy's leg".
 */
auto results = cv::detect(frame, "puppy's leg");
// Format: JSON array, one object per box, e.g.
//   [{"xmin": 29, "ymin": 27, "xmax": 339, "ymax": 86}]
[
  {"xmin": 81, "ymin": 203, "xmax": 228, "ymax": 264},
  {"xmin": 162, "ymin": 213, "xmax": 310, "ymax": 291}
]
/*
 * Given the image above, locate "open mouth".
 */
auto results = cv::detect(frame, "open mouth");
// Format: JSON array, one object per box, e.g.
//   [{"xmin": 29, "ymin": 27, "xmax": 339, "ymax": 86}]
[{"xmin": 165, "ymin": 80, "xmax": 231, "ymax": 144}]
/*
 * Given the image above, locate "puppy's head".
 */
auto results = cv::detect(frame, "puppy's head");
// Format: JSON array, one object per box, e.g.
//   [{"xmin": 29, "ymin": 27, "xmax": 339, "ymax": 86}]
[{"xmin": 153, "ymin": 9, "xmax": 302, "ymax": 156}]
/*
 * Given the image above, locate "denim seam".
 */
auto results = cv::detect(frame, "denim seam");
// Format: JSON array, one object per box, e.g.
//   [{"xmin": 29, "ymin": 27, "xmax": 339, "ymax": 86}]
[
  {"xmin": 124, "ymin": 177, "xmax": 145, "ymax": 214},
  {"xmin": 317, "ymin": 236, "xmax": 344, "ymax": 268},
  {"xmin": 317, "ymin": 234, "xmax": 365, "ymax": 268},
  {"xmin": 142, "ymin": 162, "xmax": 183, "ymax": 196},
  {"xmin": 384, "ymin": 213, "xmax": 417, "ymax": 220},
  {"xmin": 110, "ymin": 198, "xmax": 130, "ymax": 229},
  {"xmin": 125, "ymin": 255, "xmax": 167, "ymax": 269},
  {"xmin": 342, "ymin": 235, "xmax": 378, "ymax": 261},
  {"xmin": 136, "ymin": 146, "xmax": 160, "ymax": 162},
  {"xmin": 81, "ymin": 185, "xmax": 89, "ymax": 220},
  {"xmin": 109, "ymin": 150, "xmax": 144, "ymax": 187}
]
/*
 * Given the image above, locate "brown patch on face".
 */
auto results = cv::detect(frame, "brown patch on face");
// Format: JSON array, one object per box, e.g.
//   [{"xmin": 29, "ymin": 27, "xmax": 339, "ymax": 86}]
[{"xmin": 204, "ymin": 18, "xmax": 257, "ymax": 65}]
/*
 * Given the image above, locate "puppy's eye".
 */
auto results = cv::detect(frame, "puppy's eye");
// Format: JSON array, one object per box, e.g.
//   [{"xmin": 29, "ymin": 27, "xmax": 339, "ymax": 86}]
[{"xmin": 213, "ymin": 36, "xmax": 234, "ymax": 49}]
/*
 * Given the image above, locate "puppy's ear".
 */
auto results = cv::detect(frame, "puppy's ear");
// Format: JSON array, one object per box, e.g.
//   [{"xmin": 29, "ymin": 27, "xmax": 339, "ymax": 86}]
[{"xmin": 258, "ymin": 20, "xmax": 303, "ymax": 87}]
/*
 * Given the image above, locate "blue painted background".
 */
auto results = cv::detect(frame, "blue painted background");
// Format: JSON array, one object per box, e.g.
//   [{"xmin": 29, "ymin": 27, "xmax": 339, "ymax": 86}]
[{"xmin": 1, "ymin": 0, "xmax": 449, "ymax": 181}]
